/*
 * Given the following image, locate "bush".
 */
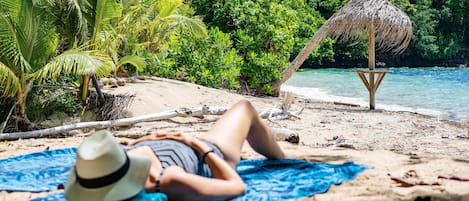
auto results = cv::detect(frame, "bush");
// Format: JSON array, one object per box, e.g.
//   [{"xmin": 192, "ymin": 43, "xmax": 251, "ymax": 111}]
[
  {"xmin": 150, "ymin": 27, "xmax": 243, "ymax": 89},
  {"xmin": 26, "ymin": 82, "xmax": 81, "ymax": 122},
  {"xmin": 191, "ymin": 0, "xmax": 333, "ymax": 94}
]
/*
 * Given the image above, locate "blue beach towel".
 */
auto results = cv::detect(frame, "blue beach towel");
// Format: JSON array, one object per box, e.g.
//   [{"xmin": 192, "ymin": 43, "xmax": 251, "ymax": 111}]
[{"xmin": 0, "ymin": 148, "xmax": 368, "ymax": 200}]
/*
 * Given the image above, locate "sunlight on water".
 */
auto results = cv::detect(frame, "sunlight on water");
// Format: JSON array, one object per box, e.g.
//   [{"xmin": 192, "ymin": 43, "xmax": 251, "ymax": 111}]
[{"xmin": 282, "ymin": 67, "xmax": 469, "ymax": 121}]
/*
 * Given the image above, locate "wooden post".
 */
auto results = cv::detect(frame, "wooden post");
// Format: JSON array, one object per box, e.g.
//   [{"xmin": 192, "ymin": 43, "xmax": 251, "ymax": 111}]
[{"xmin": 368, "ymin": 26, "xmax": 376, "ymax": 110}]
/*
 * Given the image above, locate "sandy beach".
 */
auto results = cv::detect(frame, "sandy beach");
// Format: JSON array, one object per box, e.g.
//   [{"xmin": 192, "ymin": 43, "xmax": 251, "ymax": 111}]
[{"xmin": 1, "ymin": 77, "xmax": 469, "ymax": 201}]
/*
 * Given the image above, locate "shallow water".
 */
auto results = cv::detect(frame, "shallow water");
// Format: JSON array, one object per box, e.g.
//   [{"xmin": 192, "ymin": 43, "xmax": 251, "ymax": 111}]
[{"xmin": 282, "ymin": 67, "xmax": 469, "ymax": 121}]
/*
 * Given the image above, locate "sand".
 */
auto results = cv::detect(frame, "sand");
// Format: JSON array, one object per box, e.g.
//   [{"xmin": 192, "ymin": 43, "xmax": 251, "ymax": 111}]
[{"xmin": 1, "ymin": 77, "xmax": 469, "ymax": 201}]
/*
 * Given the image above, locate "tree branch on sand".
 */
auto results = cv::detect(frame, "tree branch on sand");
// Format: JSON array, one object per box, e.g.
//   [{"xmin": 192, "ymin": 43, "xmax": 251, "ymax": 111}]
[{"xmin": 0, "ymin": 105, "xmax": 302, "ymax": 143}]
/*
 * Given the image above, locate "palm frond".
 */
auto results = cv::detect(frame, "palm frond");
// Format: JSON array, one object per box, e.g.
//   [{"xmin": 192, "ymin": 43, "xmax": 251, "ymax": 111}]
[
  {"xmin": 0, "ymin": 13, "xmax": 31, "ymax": 73},
  {"xmin": 161, "ymin": 14, "xmax": 208, "ymax": 37},
  {"xmin": 0, "ymin": 0, "xmax": 21, "ymax": 19},
  {"xmin": 92, "ymin": 0, "xmax": 123, "ymax": 44},
  {"xmin": 145, "ymin": 13, "xmax": 207, "ymax": 52},
  {"xmin": 17, "ymin": 1, "xmax": 58, "ymax": 71},
  {"xmin": 117, "ymin": 55, "xmax": 146, "ymax": 72},
  {"xmin": 157, "ymin": 0, "xmax": 182, "ymax": 18},
  {"xmin": 66, "ymin": 0, "xmax": 89, "ymax": 40},
  {"xmin": 34, "ymin": 49, "xmax": 114, "ymax": 81},
  {"xmin": 0, "ymin": 62, "xmax": 20, "ymax": 97}
]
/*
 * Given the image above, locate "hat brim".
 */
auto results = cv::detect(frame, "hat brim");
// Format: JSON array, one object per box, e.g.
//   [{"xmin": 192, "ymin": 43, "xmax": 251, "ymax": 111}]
[{"xmin": 65, "ymin": 154, "xmax": 151, "ymax": 201}]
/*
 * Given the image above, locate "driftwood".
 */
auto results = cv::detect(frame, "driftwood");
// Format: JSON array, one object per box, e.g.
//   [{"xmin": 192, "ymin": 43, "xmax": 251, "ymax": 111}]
[{"xmin": 0, "ymin": 105, "xmax": 302, "ymax": 141}]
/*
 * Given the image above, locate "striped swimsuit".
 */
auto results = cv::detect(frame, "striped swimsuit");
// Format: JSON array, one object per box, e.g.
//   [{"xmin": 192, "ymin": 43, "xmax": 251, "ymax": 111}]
[{"xmin": 125, "ymin": 139, "xmax": 223, "ymax": 177}]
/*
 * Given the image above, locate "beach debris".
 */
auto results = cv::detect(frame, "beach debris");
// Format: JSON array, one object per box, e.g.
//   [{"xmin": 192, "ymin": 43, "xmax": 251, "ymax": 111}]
[
  {"xmin": 390, "ymin": 170, "xmax": 440, "ymax": 187},
  {"xmin": 456, "ymin": 135, "xmax": 469, "ymax": 139},
  {"xmin": 437, "ymin": 175, "xmax": 469, "ymax": 182},
  {"xmin": 327, "ymin": 135, "xmax": 346, "ymax": 144},
  {"xmin": 333, "ymin": 102, "xmax": 360, "ymax": 107},
  {"xmin": 116, "ymin": 78, "xmax": 126, "ymax": 86},
  {"xmin": 320, "ymin": 120, "xmax": 329, "ymax": 124},
  {"xmin": 271, "ymin": 127, "xmax": 300, "ymax": 144},
  {"xmin": 88, "ymin": 92, "xmax": 135, "ymax": 121},
  {"xmin": 325, "ymin": 135, "xmax": 357, "ymax": 149},
  {"xmin": 0, "ymin": 105, "xmax": 301, "ymax": 141}
]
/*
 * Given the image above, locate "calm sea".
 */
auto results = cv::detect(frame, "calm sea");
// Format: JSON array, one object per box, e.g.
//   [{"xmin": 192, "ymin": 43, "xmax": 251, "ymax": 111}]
[{"xmin": 281, "ymin": 67, "xmax": 469, "ymax": 122}]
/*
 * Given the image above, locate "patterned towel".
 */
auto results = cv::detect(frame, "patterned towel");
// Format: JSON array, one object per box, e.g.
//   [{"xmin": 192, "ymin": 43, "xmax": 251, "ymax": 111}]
[{"xmin": 0, "ymin": 148, "xmax": 368, "ymax": 200}]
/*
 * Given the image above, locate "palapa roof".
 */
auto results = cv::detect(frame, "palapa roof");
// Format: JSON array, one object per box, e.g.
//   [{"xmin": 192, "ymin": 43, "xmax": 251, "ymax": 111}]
[{"xmin": 320, "ymin": 0, "xmax": 413, "ymax": 54}]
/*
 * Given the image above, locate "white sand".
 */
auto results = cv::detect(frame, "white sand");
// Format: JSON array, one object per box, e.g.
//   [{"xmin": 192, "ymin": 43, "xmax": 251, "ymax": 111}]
[{"xmin": 1, "ymin": 77, "xmax": 469, "ymax": 201}]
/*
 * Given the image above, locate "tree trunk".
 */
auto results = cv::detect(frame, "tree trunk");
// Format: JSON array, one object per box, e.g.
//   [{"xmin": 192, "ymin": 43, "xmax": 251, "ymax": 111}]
[
  {"xmin": 368, "ymin": 27, "xmax": 376, "ymax": 110},
  {"xmin": 79, "ymin": 74, "xmax": 90, "ymax": 104},
  {"xmin": 271, "ymin": 27, "xmax": 329, "ymax": 96},
  {"xmin": 16, "ymin": 82, "xmax": 33, "ymax": 118},
  {"xmin": 13, "ymin": 82, "xmax": 36, "ymax": 131},
  {"xmin": 91, "ymin": 74, "xmax": 105, "ymax": 106}
]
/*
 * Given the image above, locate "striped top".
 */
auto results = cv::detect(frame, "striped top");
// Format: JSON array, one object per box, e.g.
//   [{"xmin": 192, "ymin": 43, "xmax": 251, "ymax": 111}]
[{"xmin": 125, "ymin": 139, "xmax": 222, "ymax": 177}]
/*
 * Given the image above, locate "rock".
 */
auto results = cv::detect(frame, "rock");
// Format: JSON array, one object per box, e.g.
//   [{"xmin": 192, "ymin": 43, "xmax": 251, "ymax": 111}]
[
  {"xmin": 116, "ymin": 78, "xmax": 126, "ymax": 86},
  {"xmin": 108, "ymin": 78, "xmax": 118, "ymax": 88}
]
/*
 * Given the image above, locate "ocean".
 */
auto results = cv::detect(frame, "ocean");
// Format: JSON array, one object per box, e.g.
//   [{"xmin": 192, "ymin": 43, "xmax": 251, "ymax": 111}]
[{"xmin": 281, "ymin": 67, "xmax": 469, "ymax": 122}]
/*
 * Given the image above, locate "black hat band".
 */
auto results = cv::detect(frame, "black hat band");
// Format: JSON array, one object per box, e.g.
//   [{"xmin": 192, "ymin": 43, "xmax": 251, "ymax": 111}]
[{"xmin": 75, "ymin": 153, "xmax": 131, "ymax": 189}]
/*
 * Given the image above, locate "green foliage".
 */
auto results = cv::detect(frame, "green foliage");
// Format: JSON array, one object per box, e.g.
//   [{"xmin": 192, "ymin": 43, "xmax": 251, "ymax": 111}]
[
  {"xmin": 27, "ymin": 85, "xmax": 81, "ymax": 122},
  {"xmin": 409, "ymin": 0, "xmax": 440, "ymax": 59},
  {"xmin": 308, "ymin": 0, "xmax": 348, "ymax": 18},
  {"xmin": 151, "ymin": 28, "xmax": 242, "ymax": 89},
  {"xmin": 391, "ymin": 0, "xmax": 467, "ymax": 60},
  {"xmin": 241, "ymin": 51, "xmax": 287, "ymax": 93},
  {"xmin": 231, "ymin": 1, "xmax": 297, "ymax": 92},
  {"xmin": 191, "ymin": 0, "xmax": 332, "ymax": 93},
  {"xmin": 310, "ymin": 38, "xmax": 336, "ymax": 63},
  {"xmin": 0, "ymin": 0, "xmax": 112, "ymax": 120},
  {"xmin": 283, "ymin": 0, "xmax": 334, "ymax": 63}
]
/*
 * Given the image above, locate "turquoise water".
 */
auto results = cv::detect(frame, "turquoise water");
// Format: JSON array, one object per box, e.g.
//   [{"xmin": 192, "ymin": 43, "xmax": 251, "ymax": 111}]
[{"xmin": 282, "ymin": 67, "xmax": 469, "ymax": 121}]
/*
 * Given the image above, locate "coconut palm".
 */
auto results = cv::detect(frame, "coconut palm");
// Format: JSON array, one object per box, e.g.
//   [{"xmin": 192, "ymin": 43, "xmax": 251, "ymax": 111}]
[
  {"xmin": 56, "ymin": 0, "xmax": 121, "ymax": 104},
  {"xmin": 65, "ymin": 0, "xmax": 206, "ymax": 103},
  {"xmin": 120, "ymin": 0, "xmax": 207, "ymax": 53},
  {"xmin": 272, "ymin": 0, "xmax": 412, "ymax": 96},
  {"xmin": 0, "ymin": 0, "xmax": 112, "ymax": 125}
]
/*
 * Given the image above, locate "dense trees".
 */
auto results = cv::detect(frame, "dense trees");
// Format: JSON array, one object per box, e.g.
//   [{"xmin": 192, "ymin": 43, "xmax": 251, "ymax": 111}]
[
  {"xmin": 0, "ymin": 0, "xmax": 112, "ymax": 126},
  {"xmin": 190, "ymin": 0, "xmax": 334, "ymax": 93},
  {"xmin": 0, "ymin": 0, "xmax": 466, "ymax": 130},
  {"xmin": 371, "ymin": 0, "xmax": 466, "ymax": 64}
]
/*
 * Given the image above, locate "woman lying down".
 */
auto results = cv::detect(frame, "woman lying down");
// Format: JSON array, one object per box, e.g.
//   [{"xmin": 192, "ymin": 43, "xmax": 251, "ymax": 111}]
[{"xmin": 64, "ymin": 100, "xmax": 287, "ymax": 201}]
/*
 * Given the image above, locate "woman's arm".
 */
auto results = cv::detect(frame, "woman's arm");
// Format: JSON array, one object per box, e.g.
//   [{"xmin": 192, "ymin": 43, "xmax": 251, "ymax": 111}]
[{"xmin": 122, "ymin": 133, "xmax": 158, "ymax": 145}]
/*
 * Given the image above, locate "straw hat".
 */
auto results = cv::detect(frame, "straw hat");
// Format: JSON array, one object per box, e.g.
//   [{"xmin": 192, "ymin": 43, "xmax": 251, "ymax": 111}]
[{"xmin": 64, "ymin": 130, "xmax": 151, "ymax": 201}]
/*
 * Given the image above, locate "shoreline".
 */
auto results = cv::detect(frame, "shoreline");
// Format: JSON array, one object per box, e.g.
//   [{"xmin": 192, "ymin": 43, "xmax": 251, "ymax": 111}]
[
  {"xmin": 281, "ymin": 67, "xmax": 469, "ymax": 123},
  {"xmin": 1, "ymin": 78, "xmax": 469, "ymax": 201}
]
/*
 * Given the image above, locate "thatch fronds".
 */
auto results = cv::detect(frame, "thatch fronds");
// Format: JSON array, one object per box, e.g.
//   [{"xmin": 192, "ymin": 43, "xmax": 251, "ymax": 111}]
[
  {"xmin": 322, "ymin": 0, "xmax": 412, "ymax": 53},
  {"xmin": 272, "ymin": 0, "xmax": 413, "ymax": 96},
  {"xmin": 89, "ymin": 92, "xmax": 135, "ymax": 120}
]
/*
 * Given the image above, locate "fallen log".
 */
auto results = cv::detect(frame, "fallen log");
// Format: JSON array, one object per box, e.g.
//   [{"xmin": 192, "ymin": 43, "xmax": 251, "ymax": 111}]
[{"xmin": 0, "ymin": 105, "xmax": 302, "ymax": 141}]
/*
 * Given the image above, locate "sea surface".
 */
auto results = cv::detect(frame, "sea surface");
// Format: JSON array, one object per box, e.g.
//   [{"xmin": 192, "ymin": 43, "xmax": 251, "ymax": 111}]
[{"xmin": 281, "ymin": 67, "xmax": 469, "ymax": 122}]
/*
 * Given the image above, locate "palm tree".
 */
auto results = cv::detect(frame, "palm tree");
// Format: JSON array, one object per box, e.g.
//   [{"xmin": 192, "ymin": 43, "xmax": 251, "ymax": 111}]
[
  {"xmin": 120, "ymin": 0, "xmax": 207, "ymax": 53},
  {"xmin": 65, "ymin": 0, "xmax": 206, "ymax": 103},
  {"xmin": 55, "ymin": 0, "xmax": 121, "ymax": 104},
  {"xmin": 0, "ymin": 0, "xmax": 112, "ymax": 127},
  {"xmin": 272, "ymin": 0, "xmax": 412, "ymax": 97}
]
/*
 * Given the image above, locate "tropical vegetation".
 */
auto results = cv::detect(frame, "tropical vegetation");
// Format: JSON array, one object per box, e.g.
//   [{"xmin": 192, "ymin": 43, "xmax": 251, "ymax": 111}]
[{"xmin": 0, "ymin": 0, "xmax": 466, "ymax": 131}]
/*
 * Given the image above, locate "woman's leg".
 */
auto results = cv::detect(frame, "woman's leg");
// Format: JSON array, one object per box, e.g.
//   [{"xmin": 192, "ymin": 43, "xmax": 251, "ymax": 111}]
[{"xmin": 201, "ymin": 100, "xmax": 285, "ymax": 168}]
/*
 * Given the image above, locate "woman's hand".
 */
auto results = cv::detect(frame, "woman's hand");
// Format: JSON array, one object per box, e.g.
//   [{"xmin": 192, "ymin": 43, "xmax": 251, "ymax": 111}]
[
  {"xmin": 153, "ymin": 133, "xmax": 211, "ymax": 154},
  {"xmin": 122, "ymin": 133, "xmax": 211, "ymax": 154},
  {"xmin": 152, "ymin": 133, "xmax": 193, "ymax": 145}
]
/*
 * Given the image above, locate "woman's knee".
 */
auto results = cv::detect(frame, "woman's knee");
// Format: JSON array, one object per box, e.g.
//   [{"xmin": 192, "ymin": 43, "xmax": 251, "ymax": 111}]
[{"xmin": 233, "ymin": 100, "xmax": 255, "ymax": 114}]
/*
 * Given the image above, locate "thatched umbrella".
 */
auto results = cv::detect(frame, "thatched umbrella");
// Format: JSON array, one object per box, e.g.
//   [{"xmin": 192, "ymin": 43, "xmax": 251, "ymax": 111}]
[{"xmin": 273, "ymin": 0, "xmax": 412, "ymax": 109}]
